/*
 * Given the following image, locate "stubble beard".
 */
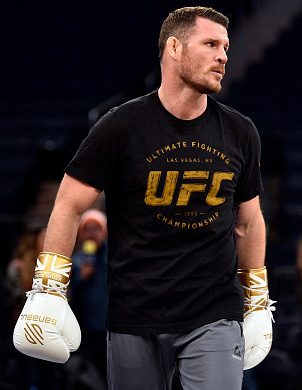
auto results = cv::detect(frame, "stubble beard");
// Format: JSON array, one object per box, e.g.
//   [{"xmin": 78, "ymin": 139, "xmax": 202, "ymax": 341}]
[
  {"xmin": 179, "ymin": 52, "xmax": 222, "ymax": 94},
  {"xmin": 180, "ymin": 73, "xmax": 222, "ymax": 94}
]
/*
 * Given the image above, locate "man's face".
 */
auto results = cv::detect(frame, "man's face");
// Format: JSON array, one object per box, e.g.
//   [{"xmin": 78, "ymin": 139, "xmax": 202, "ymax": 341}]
[
  {"xmin": 178, "ymin": 17, "xmax": 229, "ymax": 94},
  {"xmin": 82, "ymin": 221, "xmax": 106, "ymax": 247}
]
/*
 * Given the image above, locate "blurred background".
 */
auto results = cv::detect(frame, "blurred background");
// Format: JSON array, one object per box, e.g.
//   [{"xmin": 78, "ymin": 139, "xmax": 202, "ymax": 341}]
[{"xmin": 0, "ymin": 0, "xmax": 302, "ymax": 389}]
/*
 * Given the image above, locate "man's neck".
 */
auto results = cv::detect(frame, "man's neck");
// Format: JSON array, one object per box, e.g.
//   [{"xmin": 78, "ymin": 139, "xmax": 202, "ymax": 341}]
[{"xmin": 158, "ymin": 85, "xmax": 208, "ymax": 120}]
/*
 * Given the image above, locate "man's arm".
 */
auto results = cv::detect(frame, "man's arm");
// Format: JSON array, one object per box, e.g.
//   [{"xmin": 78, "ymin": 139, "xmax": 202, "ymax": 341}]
[
  {"xmin": 235, "ymin": 195, "xmax": 276, "ymax": 370},
  {"xmin": 13, "ymin": 173, "xmax": 101, "ymax": 363},
  {"xmin": 43, "ymin": 173, "xmax": 101, "ymax": 257},
  {"xmin": 234, "ymin": 195, "xmax": 266, "ymax": 269}
]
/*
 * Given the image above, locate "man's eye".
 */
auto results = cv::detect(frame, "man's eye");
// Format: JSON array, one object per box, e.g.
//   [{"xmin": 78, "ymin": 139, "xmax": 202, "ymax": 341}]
[{"xmin": 206, "ymin": 42, "xmax": 215, "ymax": 47}]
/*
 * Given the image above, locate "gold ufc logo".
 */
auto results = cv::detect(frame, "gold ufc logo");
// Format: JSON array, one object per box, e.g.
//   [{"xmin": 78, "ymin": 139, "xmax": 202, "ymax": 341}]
[
  {"xmin": 24, "ymin": 322, "xmax": 44, "ymax": 345},
  {"xmin": 145, "ymin": 171, "xmax": 234, "ymax": 206}
]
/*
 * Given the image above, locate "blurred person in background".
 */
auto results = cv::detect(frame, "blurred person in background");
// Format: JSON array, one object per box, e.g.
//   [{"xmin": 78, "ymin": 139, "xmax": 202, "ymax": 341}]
[
  {"xmin": 69, "ymin": 209, "xmax": 108, "ymax": 389},
  {"xmin": 6, "ymin": 223, "xmax": 46, "ymax": 322}
]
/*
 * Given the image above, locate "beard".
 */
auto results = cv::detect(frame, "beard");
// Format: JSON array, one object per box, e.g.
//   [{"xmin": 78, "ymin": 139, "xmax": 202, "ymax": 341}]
[
  {"xmin": 180, "ymin": 73, "xmax": 222, "ymax": 94},
  {"xmin": 179, "ymin": 50, "xmax": 223, "ymax": 94}
]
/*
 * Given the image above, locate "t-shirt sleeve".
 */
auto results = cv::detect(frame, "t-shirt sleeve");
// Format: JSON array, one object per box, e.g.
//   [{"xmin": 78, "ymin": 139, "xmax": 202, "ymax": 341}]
[
  {"xmin": 234, "ymin": 120, "xmax": 264, "ymax": 202},
  {"xmin": 65, "ymin": 108, "xmax": 121, "ymax": 191}
]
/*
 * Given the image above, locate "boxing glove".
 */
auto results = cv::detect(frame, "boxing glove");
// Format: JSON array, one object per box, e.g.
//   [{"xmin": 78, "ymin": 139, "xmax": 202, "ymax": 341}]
[
  {"xmin": 13, "ymin": 252, "xmax": 81, "ymax": 363},
  {"xmin": 238, "ymin": 266, "xmax": 276, "ymax": 370}
]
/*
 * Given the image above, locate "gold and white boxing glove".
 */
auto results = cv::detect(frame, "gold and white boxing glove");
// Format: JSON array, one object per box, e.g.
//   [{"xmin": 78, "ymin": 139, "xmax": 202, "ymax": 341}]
[
  {"xmin": 13, "ymin": 252, "xmax": 81, "ymax": 363},
  {"xmin": 238, "ymin": 266, "xmax": 276, "ymax": 370}
]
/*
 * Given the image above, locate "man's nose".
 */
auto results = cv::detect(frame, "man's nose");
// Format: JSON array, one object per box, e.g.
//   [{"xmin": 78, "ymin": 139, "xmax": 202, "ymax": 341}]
[{"xmin": 216, "ymin": 47, "xmax": 228, "ymax": 64}]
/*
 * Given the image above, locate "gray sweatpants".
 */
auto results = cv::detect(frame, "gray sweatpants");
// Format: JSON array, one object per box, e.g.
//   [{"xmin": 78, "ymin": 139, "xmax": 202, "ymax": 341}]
[{"xmin": 107, "ymin": 319, "xmax": 244, "ymax": 390}]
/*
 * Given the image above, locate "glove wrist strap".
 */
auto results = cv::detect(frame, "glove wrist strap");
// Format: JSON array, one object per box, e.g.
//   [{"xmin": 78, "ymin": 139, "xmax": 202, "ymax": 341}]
[
  {"xmin": 27, "ymin": 252, "xmax": 73, "ymax": 300},
  {"xmin": 238, "ymin": 266, "xmax": 276, "ymax": 321}
]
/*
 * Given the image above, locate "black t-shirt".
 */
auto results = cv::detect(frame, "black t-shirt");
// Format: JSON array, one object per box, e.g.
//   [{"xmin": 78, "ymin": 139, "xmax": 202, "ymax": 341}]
[{"xmin": 65, "ymin": 90, "xmax": 263, "ymax": 334}]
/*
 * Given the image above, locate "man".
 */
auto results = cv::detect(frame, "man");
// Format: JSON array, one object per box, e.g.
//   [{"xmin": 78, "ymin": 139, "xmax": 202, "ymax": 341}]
[{"xmin": 14, "ymin": 6, "xmax": 275, "ymax": 390}]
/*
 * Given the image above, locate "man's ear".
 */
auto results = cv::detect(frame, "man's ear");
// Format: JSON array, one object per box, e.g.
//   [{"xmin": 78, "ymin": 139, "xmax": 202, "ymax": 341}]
[{"xmin": 166, "ymin": 36, "xmax": 182, "ymax": 59}]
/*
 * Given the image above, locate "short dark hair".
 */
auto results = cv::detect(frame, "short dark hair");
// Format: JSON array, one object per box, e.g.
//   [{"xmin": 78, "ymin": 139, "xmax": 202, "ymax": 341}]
[{"xmin": 158, "ymin": 6, "xmax": 229, "ymax": 62}]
